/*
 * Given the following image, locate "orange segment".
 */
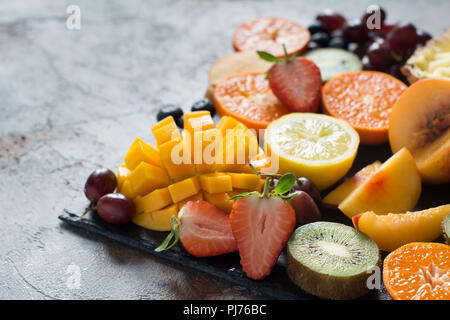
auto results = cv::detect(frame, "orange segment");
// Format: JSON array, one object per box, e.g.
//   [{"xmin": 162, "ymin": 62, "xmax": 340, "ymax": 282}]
[
  {"xmin": 232, "ymin": 16, "xmax": 310, "ymax": 58},
  {"xmin": 322, "ymin": 71, "xmax": 407, "ymax": 145},
  {"xmin": 214, "ymin": 71, "xmax": 289, "ymax": 130},
  {"xmin": 383, "ymin": 242, "xmax": 450, "ymax": 300}
]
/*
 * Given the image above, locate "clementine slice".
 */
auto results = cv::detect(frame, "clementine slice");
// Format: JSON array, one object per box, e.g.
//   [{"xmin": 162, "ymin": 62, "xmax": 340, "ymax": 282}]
[
  {"xmin": 383, "ymin": 242, "xmax": 450, "ymax": 300},
  {"xmin": 232, "ymin": 16, "xmax": 310, "ymax": 58},
  {"xmin": 322, "ymin": 71, "xmax": 407, "ymax": 145},
  {"xmin": 213, "ymin": 71, "xmax": 289, "ymax": 130}
]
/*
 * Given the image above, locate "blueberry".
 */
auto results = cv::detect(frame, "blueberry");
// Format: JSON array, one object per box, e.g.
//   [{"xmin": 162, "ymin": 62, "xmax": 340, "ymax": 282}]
[
  {"xmin": 157, "ymin": 104, "xmax": 183, "ymax": 123},
  {"xmin": 308, "ymin": 41, "xmax": 321, "ymax": 50},
  {"xmin": 328, "ymin": 36, "xmax": 347, "ymax": 49},
  {"xmin": 191, "ymin": 98, "xmax": 216, "ymax": 116},
  {"xmin": 307, "ymin": 22, "xmax": 328, "ymax": 35},
  {"xmin": 176, "ymin": 114, "xmax": 184, "ymax": 128},
  {"xmin": 310, "ymin": 32, "xmax": 330, "ymax": 46}
]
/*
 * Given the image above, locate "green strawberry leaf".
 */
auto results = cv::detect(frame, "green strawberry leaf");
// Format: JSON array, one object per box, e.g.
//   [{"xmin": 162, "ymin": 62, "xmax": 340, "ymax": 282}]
[
  {"xmin": 277, "ymin": 190, "xmax": 301, "ymax": 200},
  {"xmin": 227, "ymin": 191, "xmax": 260, "ymax": 201},
  {"xmin": 155, "ymin": 216, "xmax": 180, "ymax": 252}
]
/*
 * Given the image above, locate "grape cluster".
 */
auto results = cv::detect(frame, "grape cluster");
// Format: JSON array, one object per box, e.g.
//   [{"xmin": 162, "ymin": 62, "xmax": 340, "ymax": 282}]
[{"xmin": 307, "ymin": 7, "xmax": 432, "ymax": 82}]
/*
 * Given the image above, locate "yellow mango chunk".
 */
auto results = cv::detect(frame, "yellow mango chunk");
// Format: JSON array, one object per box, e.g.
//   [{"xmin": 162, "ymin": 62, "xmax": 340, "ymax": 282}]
[
  {"xmin": 193, "ymin": 128, "xmax": 222, "ymax": 174},
  {"xmin": 168, "ymin": 176, "xmax": 201, "ymax": 203},
  {"xmin": 199, "ymin": 173, "xmax": 232, "ymax": 194},
  {"xmin": 216, "ymin": 116, "xmax": 242, "ymax": 136},
  {"xmin": 184, "ymin": 111, "xmax": 214, "ymax": 135},
  {"xmin": 127, "ymin": 162, "xmax": 170, "ymax": 196},
  {"xmin": 124, "ymin": 137, "xmax": 163, "ymax": 170},
  {"xmin": 134, "ymin": 187, "xmax": 172, "ymax": 215},
  {"xmin": 117, "ymin": 164, "xmax": 131, "ymax": 189},
  {"xmin": 176, "ymin": 192, "xmax": 203, "ymax": 211},
  {"xmin": 152, "ymin": 119, "xmax": 181, "ymax": 146},
  {"xmin": 227, "ymin": 172, "xmax": 261, "ymax": 190},
  {"xmin": 158, "ymin": 136, "xmax": 196, "ymax": 181},
  {"xmin": 117, "ymin": 179, "xmax": 137, "ymax": 199},
  {"xmin": 132, "ymin": 204, "xmax": 178, "ymax": 231},
  {"xmin": 219, "ymin": 126, "xmax": 259, "ymax": 169},
  {"xmin": 203, "ymin": 191, "xmax": 233, "ymax": 213}
]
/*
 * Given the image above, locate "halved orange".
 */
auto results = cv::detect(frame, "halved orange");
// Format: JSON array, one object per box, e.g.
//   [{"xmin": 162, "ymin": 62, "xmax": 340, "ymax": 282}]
[
  {"xmin": 232, "ymin": 16, "xmax": 310, "ymax": 58},
  {"xmin": 383, "ymin": 242, "xmax": 450, "ymax": 300},
  {"xmin": 322, "ymin": 71, "xmax": 407, "ymax": 145},
  {"xmin": 213, "ymin": 71, "xmax": 289, "ymax": 130}
]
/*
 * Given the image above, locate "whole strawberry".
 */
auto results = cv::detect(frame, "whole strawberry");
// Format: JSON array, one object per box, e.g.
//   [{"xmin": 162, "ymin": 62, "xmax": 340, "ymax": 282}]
[
  {"xmin": 229, "ymin": 174, "xmax": 298, "ymax": 280},
  {"xmin": 258, "ymin": 46, "xmax": 322, "ymax": 113}
]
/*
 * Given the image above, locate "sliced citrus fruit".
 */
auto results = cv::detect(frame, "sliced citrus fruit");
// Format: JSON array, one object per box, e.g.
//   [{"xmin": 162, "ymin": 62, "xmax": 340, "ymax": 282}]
[
  {"xmin": 206, "ymin": 51, "xmax": 273, "ymax": 99},
  {"xmin": 322, "ymin": 71, "xmax": 407, "ymax": 145},
  {"xmin": 264, "ymin": 113, "xmax": 360, "ymax": 190},
  {"xmin": 213, "ymin": 71, "xmax": 289, "ymax": 130},
  {"xmin": 383, "ymin": 242, "xmax": 450, "ymax": 300},
  {"xmin": 232, "ymin": 16, "xmax": 310, "ymax": 58}
]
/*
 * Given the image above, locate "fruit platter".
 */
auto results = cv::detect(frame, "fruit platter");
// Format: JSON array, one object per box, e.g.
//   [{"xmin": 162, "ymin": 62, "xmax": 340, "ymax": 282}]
[{"xmin": 60, "ymin": 7, "xmax": 450, "ymax": 300}]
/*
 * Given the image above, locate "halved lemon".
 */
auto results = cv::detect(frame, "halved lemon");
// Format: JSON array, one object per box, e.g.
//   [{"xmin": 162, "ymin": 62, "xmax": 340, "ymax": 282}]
[{"xmin": 264, "ymin": 113, "xmax": 360, "ymax": 190}]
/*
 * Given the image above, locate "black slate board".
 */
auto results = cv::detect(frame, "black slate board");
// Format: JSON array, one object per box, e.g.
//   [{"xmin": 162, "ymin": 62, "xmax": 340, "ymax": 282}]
[{"xmin": 59, "ymin": 143, "xmax": 449, "ymax": 300}]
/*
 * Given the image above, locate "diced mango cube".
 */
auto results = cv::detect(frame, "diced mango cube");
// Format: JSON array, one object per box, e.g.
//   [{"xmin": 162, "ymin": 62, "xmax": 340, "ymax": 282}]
[
  {"xmin": 117, "ymin": 164, "xmax": 131, "ymax": 189},
  {"xmin": 158, "ymin": 136, "xmax": 196, "ymax": 181},
  {"xmin": 219, "ymin": 126, "xmax": 259, "ymax": 168},
  {"xmin": 124, "ymin": 137, "xmax": 163, "ymax": 170},
  {"xmin": 152, "ymin": 116, "xmax": 175, "ymax": 131},
  {"xmin": 176, "ymin": 192, "xmax": 203, "ymax": 211},
  {"xmin": 132, "ymin": 204, "xmax": 178, "ymax": 231},
  {"xmin": 227, "ymin": 173, "xmax": 261, "ymax": 190},
  {"xmin": 152, "ymin": 119, "xmax": 181, "ymax": 146},
  {"xmin": 203, "ymin": 191, "xmax": 233, "ymax": 213},
  {"xmin": 127, "ymin": 162, "xmax": 170, "ymax": 196},
  {"xmin": 168, "ymin": 176, "xmax": 201, "ymax": 203},
  {"xmin": 193, "ymin": 128, "xmax": 222, "ymax": 174},
  {"xmin": 117, "ymin": 179, "xmax": 137, "ymax": 199},
  {"xmin": 134, "ymin": 187, "xmax": 172, "ymax": 215},
  {"xmin": 199, "ymin": 173, "xmax": 232, "ymax": 194},
  {"xmin": 184, "ymin": 111, "xmax": 214, "ymax": 147},
  {"xmin": 216, "ymin": 116, "xmax": 242, "ymax": 136}
]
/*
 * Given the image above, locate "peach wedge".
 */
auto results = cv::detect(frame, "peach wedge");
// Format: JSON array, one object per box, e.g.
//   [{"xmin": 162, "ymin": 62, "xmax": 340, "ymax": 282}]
[
  {"xmin": 353, "ymin": 204, "xmax": 450, "ymax": 251},
  {"xmin": 338, "ymin": 148, "xmax": 421, "ymax": 218},
  {"xmin": 389, "ymin": 79, "xmax": 450, "ymax": 184},
  {"xmin": 322, "ymin": 161, "xmax": 382, "ymax": 208}
]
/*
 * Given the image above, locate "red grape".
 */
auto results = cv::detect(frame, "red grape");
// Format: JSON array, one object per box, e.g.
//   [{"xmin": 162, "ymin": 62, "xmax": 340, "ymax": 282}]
[
  {"xmin": 84, "ymin": 168, "xmax": 117, "ymax": 202},
  {"xmin": 289, "ymin": 191, "xmax": 321, "ymax": 228},
  {"xmin": 416, "ymin": 30, "xmax": 432, "ymax": 46},
  {"xmin": 366, "ymin": 40, "xmax": 392, "ymax": 69},
  {"xmin": 316, "ymin": 10, "xmax": 347, "ymax": 33},
  {"xmin": 343, "ymin": 20, "xmax": 369, "ymax": 44},
  {"xmin": 386, "ymin": 23, "xmax": 417, "ymax": 54},
  {"xmin": 97, "ymin": 193, "xmax": 135, "ymax": 224}
]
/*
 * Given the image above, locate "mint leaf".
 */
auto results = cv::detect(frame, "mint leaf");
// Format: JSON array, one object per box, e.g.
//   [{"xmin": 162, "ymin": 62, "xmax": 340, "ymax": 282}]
[
  {"xmin": 273, "ymin": 173, "xmax": 296, "ymax": 195},
  {"xmin": 257, "ymin": 51, "xmax": 280, "ymax": 63},
  {"xmin": 155, "ymin": 216, "xmax": 180, "ymax": 252}
]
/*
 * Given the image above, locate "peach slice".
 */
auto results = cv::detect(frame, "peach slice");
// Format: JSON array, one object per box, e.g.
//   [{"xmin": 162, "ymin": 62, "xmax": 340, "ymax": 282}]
[
  {"xmin": 352, "ymin": 204, "xmax": 450, "ymax": 251},
  {"xmin": 389, "ymin": 79, "xmax": 450, "ymax": 184},
  {"xmin": 322, "ymin": 161, "xmax": 382, "ymax": 208},
  {"xmin": 338, "ymin": 148, "xmax": 421, "ymax": 218}
]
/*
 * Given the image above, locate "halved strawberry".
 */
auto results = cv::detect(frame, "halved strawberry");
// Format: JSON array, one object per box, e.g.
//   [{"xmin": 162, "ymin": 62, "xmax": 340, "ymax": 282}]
[
  {"xmin": 258, "ymin": 48, "xmax": 322, "ymax": 113},
  {"xmin": 229, "ymin": 175, "xmax": 297, "ymax": 280},
  {"xmin": 156, "ymin": 200, "xmax": 237, "ymax": 258}
]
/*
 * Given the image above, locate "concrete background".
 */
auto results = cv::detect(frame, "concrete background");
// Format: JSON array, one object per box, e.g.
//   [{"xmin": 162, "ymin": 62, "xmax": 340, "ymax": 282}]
[{"xmin": 0, "ymin": 0, "xmax": 448, "ymax": 299}]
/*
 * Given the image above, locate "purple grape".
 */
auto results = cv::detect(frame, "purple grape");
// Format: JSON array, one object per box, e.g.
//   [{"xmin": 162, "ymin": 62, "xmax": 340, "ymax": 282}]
[
  {"xmin": 316, "ymin": 10, "xmax": 347, "ymax": 33},
  {"xmin": 343, "ymin": 20, "xmax": 369, "ymax": 44},
  {"xmin": 97, "ymin": 193, "xmax": 135, "ymax": 224},
  {"xmin": 84, "ymin": 168, "xmax": 117, "ymax": 202},
  {"xmin": 386, "ymin": 23, "xmax": 417, "ymax": 54},
  {"xmin": 416, "ymin": 30, "xmax": 432, "ymax": 46},
  {"xmin": 366, "ymin": 40, "xmax": 392, "ymax": 69},
  {"xmin": 289, "ymin": 191, "xmax": 321, "ymax": 228}
]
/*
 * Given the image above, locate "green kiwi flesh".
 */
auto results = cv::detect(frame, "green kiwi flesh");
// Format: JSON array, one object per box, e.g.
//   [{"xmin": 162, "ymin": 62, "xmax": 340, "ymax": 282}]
[
  {"xmin": 287, "ymin": 221, "xmax": 380, "ymax": 300},
  {"xmin": 444, "ymin": 214, "xmax": 450, "ymax": 244}
]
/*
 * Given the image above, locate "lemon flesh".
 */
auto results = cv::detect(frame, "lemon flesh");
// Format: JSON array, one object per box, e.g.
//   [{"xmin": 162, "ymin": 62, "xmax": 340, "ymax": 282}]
[{"xmin": 265, "ymin": 113, "xmax": 359, "ymax": 190}]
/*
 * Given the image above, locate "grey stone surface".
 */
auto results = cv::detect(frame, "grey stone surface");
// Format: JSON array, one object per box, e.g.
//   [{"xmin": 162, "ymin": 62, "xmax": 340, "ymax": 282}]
[{"xmin": 0, "ymin": 0, "xmax": 448, "ymax": 299}]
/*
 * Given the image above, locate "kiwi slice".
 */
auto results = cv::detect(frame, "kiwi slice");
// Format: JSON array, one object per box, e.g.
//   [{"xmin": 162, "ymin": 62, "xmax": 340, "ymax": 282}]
[
  {"xmin": 304, "ymin": 48, "xmax": 362, "ymax": 82},
  {"xmin": 287, "ymin": 221, "xmax": 380, "ymax": 300},
  {"xmin": 443, "ymin": 214, "xmax": 450, "ymax": 244}
]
